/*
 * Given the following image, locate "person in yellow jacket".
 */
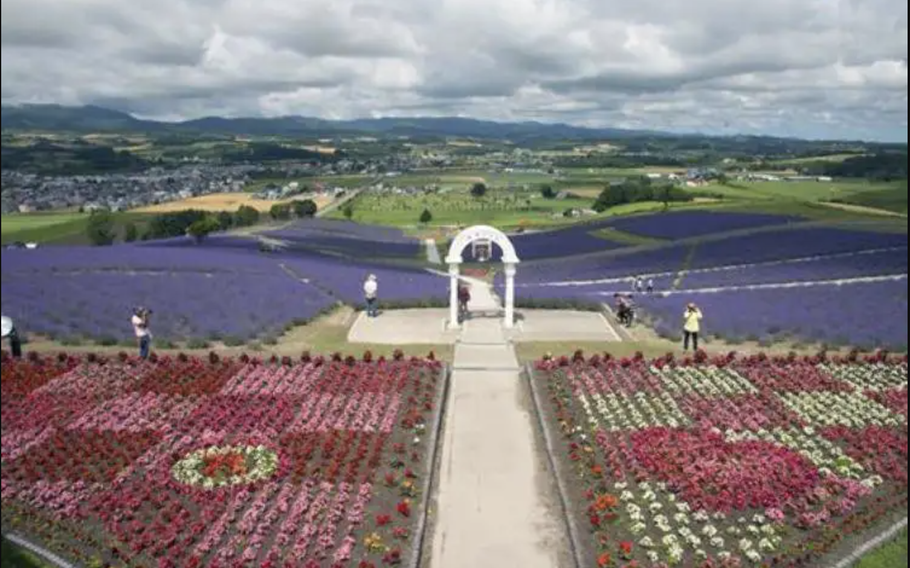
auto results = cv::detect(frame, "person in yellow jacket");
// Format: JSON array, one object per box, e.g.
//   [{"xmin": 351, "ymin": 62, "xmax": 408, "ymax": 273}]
[{"xmin": 683, "ymin": 303, "xmax": 703, "ymax": 351}]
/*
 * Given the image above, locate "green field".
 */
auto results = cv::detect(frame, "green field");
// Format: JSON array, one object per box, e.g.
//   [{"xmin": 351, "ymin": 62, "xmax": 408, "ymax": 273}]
[
  {"xmin": 329, "ymin": 186, "xmax": 592, "ymax": 229},
  {"xmin": 0, "ymin": 212, "xmax": 151, "ymax": 245},
  {"xmin": 2, "ymin": 538, "xmax": 50, "ymax": 568},
  {"xmin": 855, "ymin": 529, "xmax": 908, "ymax": 568},
  {"xmin": 1, "ymin": 212, "xmax": 86, "ymax": 237}
]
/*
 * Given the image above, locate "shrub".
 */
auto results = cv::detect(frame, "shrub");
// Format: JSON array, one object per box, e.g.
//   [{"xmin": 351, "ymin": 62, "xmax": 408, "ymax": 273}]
[
  {"xmin": 262, "ymin": 335, "xmax": 279, "ymax": 346},
  {"xmin": 223, "ymin": 336, "xmax": 246, "ymax": 347},
  {"xmin": 60, "ymin": 336, "xmax": 84, "ymax": 347},
  {"xmin": 97, "ymin": 336, "xmax": 118, "ymax": 347},
  {"xmin": 186, "ymin": 338, "xmax": 211, "ymax": 350}
]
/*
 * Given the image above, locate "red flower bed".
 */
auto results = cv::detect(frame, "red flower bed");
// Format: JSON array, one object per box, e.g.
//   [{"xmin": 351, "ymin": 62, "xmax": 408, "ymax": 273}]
[
  {"xmin": 535, "ymin": 356, "xmax": 908, "ymax": 567},
  {"xmin": 821, "ymin": 426, "xmax": 909, "ymax": 482},
  {"xmin": 5, "ymin": 430, "xmax": 163, "ymax": 483},
  {"xmin": 866, "ymin": 387, "xmax": 909, "ymax": 417},
  {"xmin": 631, "ymin": 427, "xmax": 821, "ymax": 512},
  {"xmin": 677, "ymin": 393, "xmax": 804, "ymax": 432},
  {"xmin": 1, "ymin": 354, "xmax": 444, "ymax": 568},
  {"xmin": 735, "ymin": 361, "xmax": 854, "ymax": 393},
  {"xmin": 135, "ymin": 358, "xmax": 242, "ymax": 396},
  {"xmin": 1, "ymin": 356, "xmax": 79, "ymax": 398}
]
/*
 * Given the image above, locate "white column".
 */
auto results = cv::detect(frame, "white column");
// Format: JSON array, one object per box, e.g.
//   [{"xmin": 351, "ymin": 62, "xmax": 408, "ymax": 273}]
[
  {"xmin": 504, "ymin": 262, "xmax": 516, "ymax": 329},
  {"xmin": 448, "ymin": 263, "xmax": 461, "ymax": 329}
]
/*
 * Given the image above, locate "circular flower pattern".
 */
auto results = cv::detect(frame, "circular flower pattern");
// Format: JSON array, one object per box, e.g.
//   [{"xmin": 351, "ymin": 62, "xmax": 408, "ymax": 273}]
[{"xmin": 172, "ymin": 445, "xmax": 279, "ymax": 489}]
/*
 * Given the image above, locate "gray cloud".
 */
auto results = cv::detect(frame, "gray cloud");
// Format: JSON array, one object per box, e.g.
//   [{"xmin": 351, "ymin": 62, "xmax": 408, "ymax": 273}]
[{"xmin": 1, "ymin": 0, "xmax": 907, "ymax": 141}]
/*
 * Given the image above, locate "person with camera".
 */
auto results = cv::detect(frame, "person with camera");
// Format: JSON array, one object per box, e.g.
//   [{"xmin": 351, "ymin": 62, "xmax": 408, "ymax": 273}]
[
  {"xmin": 683, "ymin": 302, "xmax": 703, "ymax": 351},
  {"xmin": 132, "ymin": 307, "xmax": 152, "ymax": 359}
]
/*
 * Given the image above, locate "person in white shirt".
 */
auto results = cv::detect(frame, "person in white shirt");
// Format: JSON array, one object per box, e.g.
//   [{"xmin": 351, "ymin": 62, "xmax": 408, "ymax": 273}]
[
  {"xmin": 131, "ymin": 307, "xmax": 152, "ymax": 359},
  {"xmin": 363, "ymin": 275, "xmax": 379, "ymax": 318},
  {"xmin": 647, "ymin": 278, "xmax": 655, "ymax": 294}
]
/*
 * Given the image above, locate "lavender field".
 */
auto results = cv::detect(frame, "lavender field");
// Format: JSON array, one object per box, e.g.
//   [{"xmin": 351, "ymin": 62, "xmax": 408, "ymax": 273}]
[
  {"xmin": 689, "ymin": 227, "xmax": 908, "ymax": 269},
  {"xmin": 607, "ymin": 210, "xmax": 801, "ymax": 239},
  {"xmin": 266, "ymin": 219, "xmax": 421, "ymax": 259},
  {"xmin": 638, "ymin": 279, "xmax": 909, "ymax": 350},
  {"xmin": 1, "ymin": 237, "xmax": 446, "ymax": 343},
  {"xmin": 682, "ymin": 248, "xmax": 909, "ymax": 289}
]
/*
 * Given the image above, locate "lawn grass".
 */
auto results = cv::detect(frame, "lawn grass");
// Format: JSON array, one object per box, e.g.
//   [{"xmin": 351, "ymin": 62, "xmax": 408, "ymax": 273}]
[
  {"xmin": 1, "ymin": 212, "xmax": 152, "ymax": 245},
  {"xmin": 0, "ymin": 212, "xmax": 86, "ymax": 236},
  {"xmin": 833, "ymin": 182, "xmax": 908, "ymax": 215},
  {"xmin": 1, "ymin": 538, "xmax": 51, "ymax": 568},
  {"xmin": 328, "ymin": 188, "xmax": 589, "ymax": 229},
  {"xmin": 855, "ymin": 529, "xmax": 908, "ymax": 568}
]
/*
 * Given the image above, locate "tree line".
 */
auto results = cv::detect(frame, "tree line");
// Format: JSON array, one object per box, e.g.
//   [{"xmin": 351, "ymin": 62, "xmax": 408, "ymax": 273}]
[
  {"xmin": 85, "ymin": 199, "xmax": 319, "ymax": 246},
  {"xmin": 591, "ymin": 178, "xmax": 693, "ymax": 212}
]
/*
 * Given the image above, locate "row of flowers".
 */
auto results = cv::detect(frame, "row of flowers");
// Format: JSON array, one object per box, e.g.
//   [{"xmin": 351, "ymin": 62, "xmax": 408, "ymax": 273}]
[
  {"xmin": 1, "ymin": 353, "xmax": 444, "ymax": 567},
  {"xmin": 538, "ymin": 357, "xmax": 908, "ymax": 567}
]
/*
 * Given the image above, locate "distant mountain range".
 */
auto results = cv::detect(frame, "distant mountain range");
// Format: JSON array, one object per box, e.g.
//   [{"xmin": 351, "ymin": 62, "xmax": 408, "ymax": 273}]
[{"xmin": 0, "ymin": 104, "xmax": 669, "ymax": 141}]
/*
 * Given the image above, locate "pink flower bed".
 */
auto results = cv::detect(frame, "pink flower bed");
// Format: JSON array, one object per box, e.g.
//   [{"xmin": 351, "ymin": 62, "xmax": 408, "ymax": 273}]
[
  {"xmin": 1, "ymin": 351, "xmax": 444, "ymax": 567},
  {"xmin": 536, "ymin": 352, "xmax": 908, "ymax": 567}
]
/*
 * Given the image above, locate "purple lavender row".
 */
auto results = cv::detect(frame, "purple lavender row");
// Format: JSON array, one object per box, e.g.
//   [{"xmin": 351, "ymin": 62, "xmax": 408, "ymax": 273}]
[
  {"xmin": 682, "ymin": 248, "xmax": 909, "ymax": 289},
  {"xmin": 637, "ymin": 280, "xmax": 909, "ymax": 349},
  {"xmin": 608, "ymin": 211, "xmax": 801, "ymax": 239},
  {"xmin": 690, "ymin": 228, "xmax": 908, "ymax": 269}
]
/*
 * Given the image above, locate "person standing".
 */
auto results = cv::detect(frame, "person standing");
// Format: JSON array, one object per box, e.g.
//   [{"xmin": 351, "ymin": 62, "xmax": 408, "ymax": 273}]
[
  {"xmin": 683, "ymin": 303, "xmax": 703, "ymax": 351},
  {"xmin": 132, "ymin": 307, "xmax": 152, "ymax": 359},
  {"xmin": 647, "ymin": 278, "xmax": 655, "ymax": 294},
  {"xmin": 363, "ymin": 274, "xmax": 379, "ymax": 318},
  {"xmin": 2, "ymin": 316, "xmax": 22, "ymax": 359},
  {"xmin": 458, "ymin": 283, "xmax": 472, "ymax": 322},
  {"xmin": 635, "ymin": 277, "xmax": 644, "ymax": 294}
]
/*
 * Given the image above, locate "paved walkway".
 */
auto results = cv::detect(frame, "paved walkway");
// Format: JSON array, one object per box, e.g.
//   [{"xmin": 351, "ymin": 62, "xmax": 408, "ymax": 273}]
[{"xmin": 430, "ymin": 283, "xmax": 567, "ymax": 568}]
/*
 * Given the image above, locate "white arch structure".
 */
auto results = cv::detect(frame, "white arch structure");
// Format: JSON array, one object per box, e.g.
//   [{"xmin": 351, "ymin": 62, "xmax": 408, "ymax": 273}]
[{"xmin": 445, "ymin": 225, "xmax": 520, "ymax": 329}]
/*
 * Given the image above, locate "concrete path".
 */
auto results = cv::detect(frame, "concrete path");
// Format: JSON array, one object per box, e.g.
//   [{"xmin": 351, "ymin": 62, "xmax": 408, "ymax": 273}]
[{"xmin": 430, "ymin": 284, "xmax": 568, "ymax": 568}]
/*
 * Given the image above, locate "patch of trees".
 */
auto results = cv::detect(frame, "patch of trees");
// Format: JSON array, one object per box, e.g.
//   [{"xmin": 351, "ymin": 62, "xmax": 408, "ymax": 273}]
[
  {"xmin": 803, "ymin": 153, "xmax": 908, "ymax": 181},
  {"xmin": 86, "ymin": 211, "xmax": 117, "ymax": 246},
  {"xmin": 1, "ymin": 144, "xmax": 148, "ymax": 174},
  {"xmin": 592, "ymin": 178, "xmax": 693, "ymax": 212},
  {"xmin": 540, "ymin": 185, "xmax": 557, "ymax": 199},
  {"xmin": 471, "ymin": 183, "xmax": 488, "ymax": 198},
  {"xmin": 141, "ymin": 206, "xmax": 262, "ymax": 241}
]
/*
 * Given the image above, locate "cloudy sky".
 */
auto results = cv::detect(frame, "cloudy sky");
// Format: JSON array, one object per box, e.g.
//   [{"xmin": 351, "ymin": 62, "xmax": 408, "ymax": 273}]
[{"xmin": 1, "ymin": 0, "xmax": 907, "ymax": 141}]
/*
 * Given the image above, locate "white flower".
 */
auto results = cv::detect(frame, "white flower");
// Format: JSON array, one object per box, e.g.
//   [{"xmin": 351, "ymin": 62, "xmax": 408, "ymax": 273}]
[
  {"xmin": 746, "ymin": 550, "xmax": 763, "ymax": 563},
  {"xmin": 711, "ymin": 536, "xmax": 726, "ymax": 549},
  {"xmin": 631, "ymin": 522, "xmax": 647, "ymax": 535},
  {"xmin": 703, "ymin": 525, "xmax": 718, "ymax": 538},
  {"xmin": 647, "ymin": 551, "xmax": 660, "ymax": 563},
  {"xmin": 640, "ymin": 537, "xmax": 655, "ymax": 549},
  {"xmin": 759, "ymin": 538, "xmax": 777, "ymax": 552},
  {"xmin": 739, "ymin": 539, "xmax": 754, "ymax": 551}
]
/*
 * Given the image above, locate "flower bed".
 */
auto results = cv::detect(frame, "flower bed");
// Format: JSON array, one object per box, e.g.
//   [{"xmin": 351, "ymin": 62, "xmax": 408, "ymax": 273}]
[
  {"xmin": 533, "ymin": 352, "xmax": 908, "ymax": 567},
  {"xmin": 1, "ymin": 351, "xmax": 445, "ymax": 567}
]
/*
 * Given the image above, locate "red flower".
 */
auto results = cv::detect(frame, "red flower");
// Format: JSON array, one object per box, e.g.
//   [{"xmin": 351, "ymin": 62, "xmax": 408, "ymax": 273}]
[
  {"xmin": 396, "ymin": 501, "xmax": 411, "ymax": 517},
  {"xmin": 597, "ymin": 552, "xmax": 612, "ymax": 567},
  {"xmin": 619, "ymin": 541, "xmax": 633, "ymax": 558},
  {"xmin": 376, "ymin": 514, "xmax": 392, "ymax": 527}
]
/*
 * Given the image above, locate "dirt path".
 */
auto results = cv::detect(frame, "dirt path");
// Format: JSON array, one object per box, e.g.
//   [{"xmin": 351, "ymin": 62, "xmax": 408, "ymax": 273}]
[{"xmin": 819, "ymin": 201, "xmax": 907, "ymax": 218}]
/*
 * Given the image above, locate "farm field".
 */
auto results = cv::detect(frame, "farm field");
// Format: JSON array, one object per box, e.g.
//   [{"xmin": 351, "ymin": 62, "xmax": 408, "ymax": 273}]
[
  {"xmin": 533, "ymin": 353, "xmax": 909, "ymax": 567},
  {"xmin": 329, "ymin": 188, "xmax": 588, "ymax": 229},
  {"xmin": 134, "ymin": 192, "xmax": 335, "ymax": 214},
  {"xmin": 694, "ymin": 180, "xmax": 907, "ymax": 208},
  {"xmin": 0, "ymin": 212, "xmax": 150, "ymax": 246},
  {"xmin": 1, "ymin": 352, "xmax": 446, "ymax": 568}
]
